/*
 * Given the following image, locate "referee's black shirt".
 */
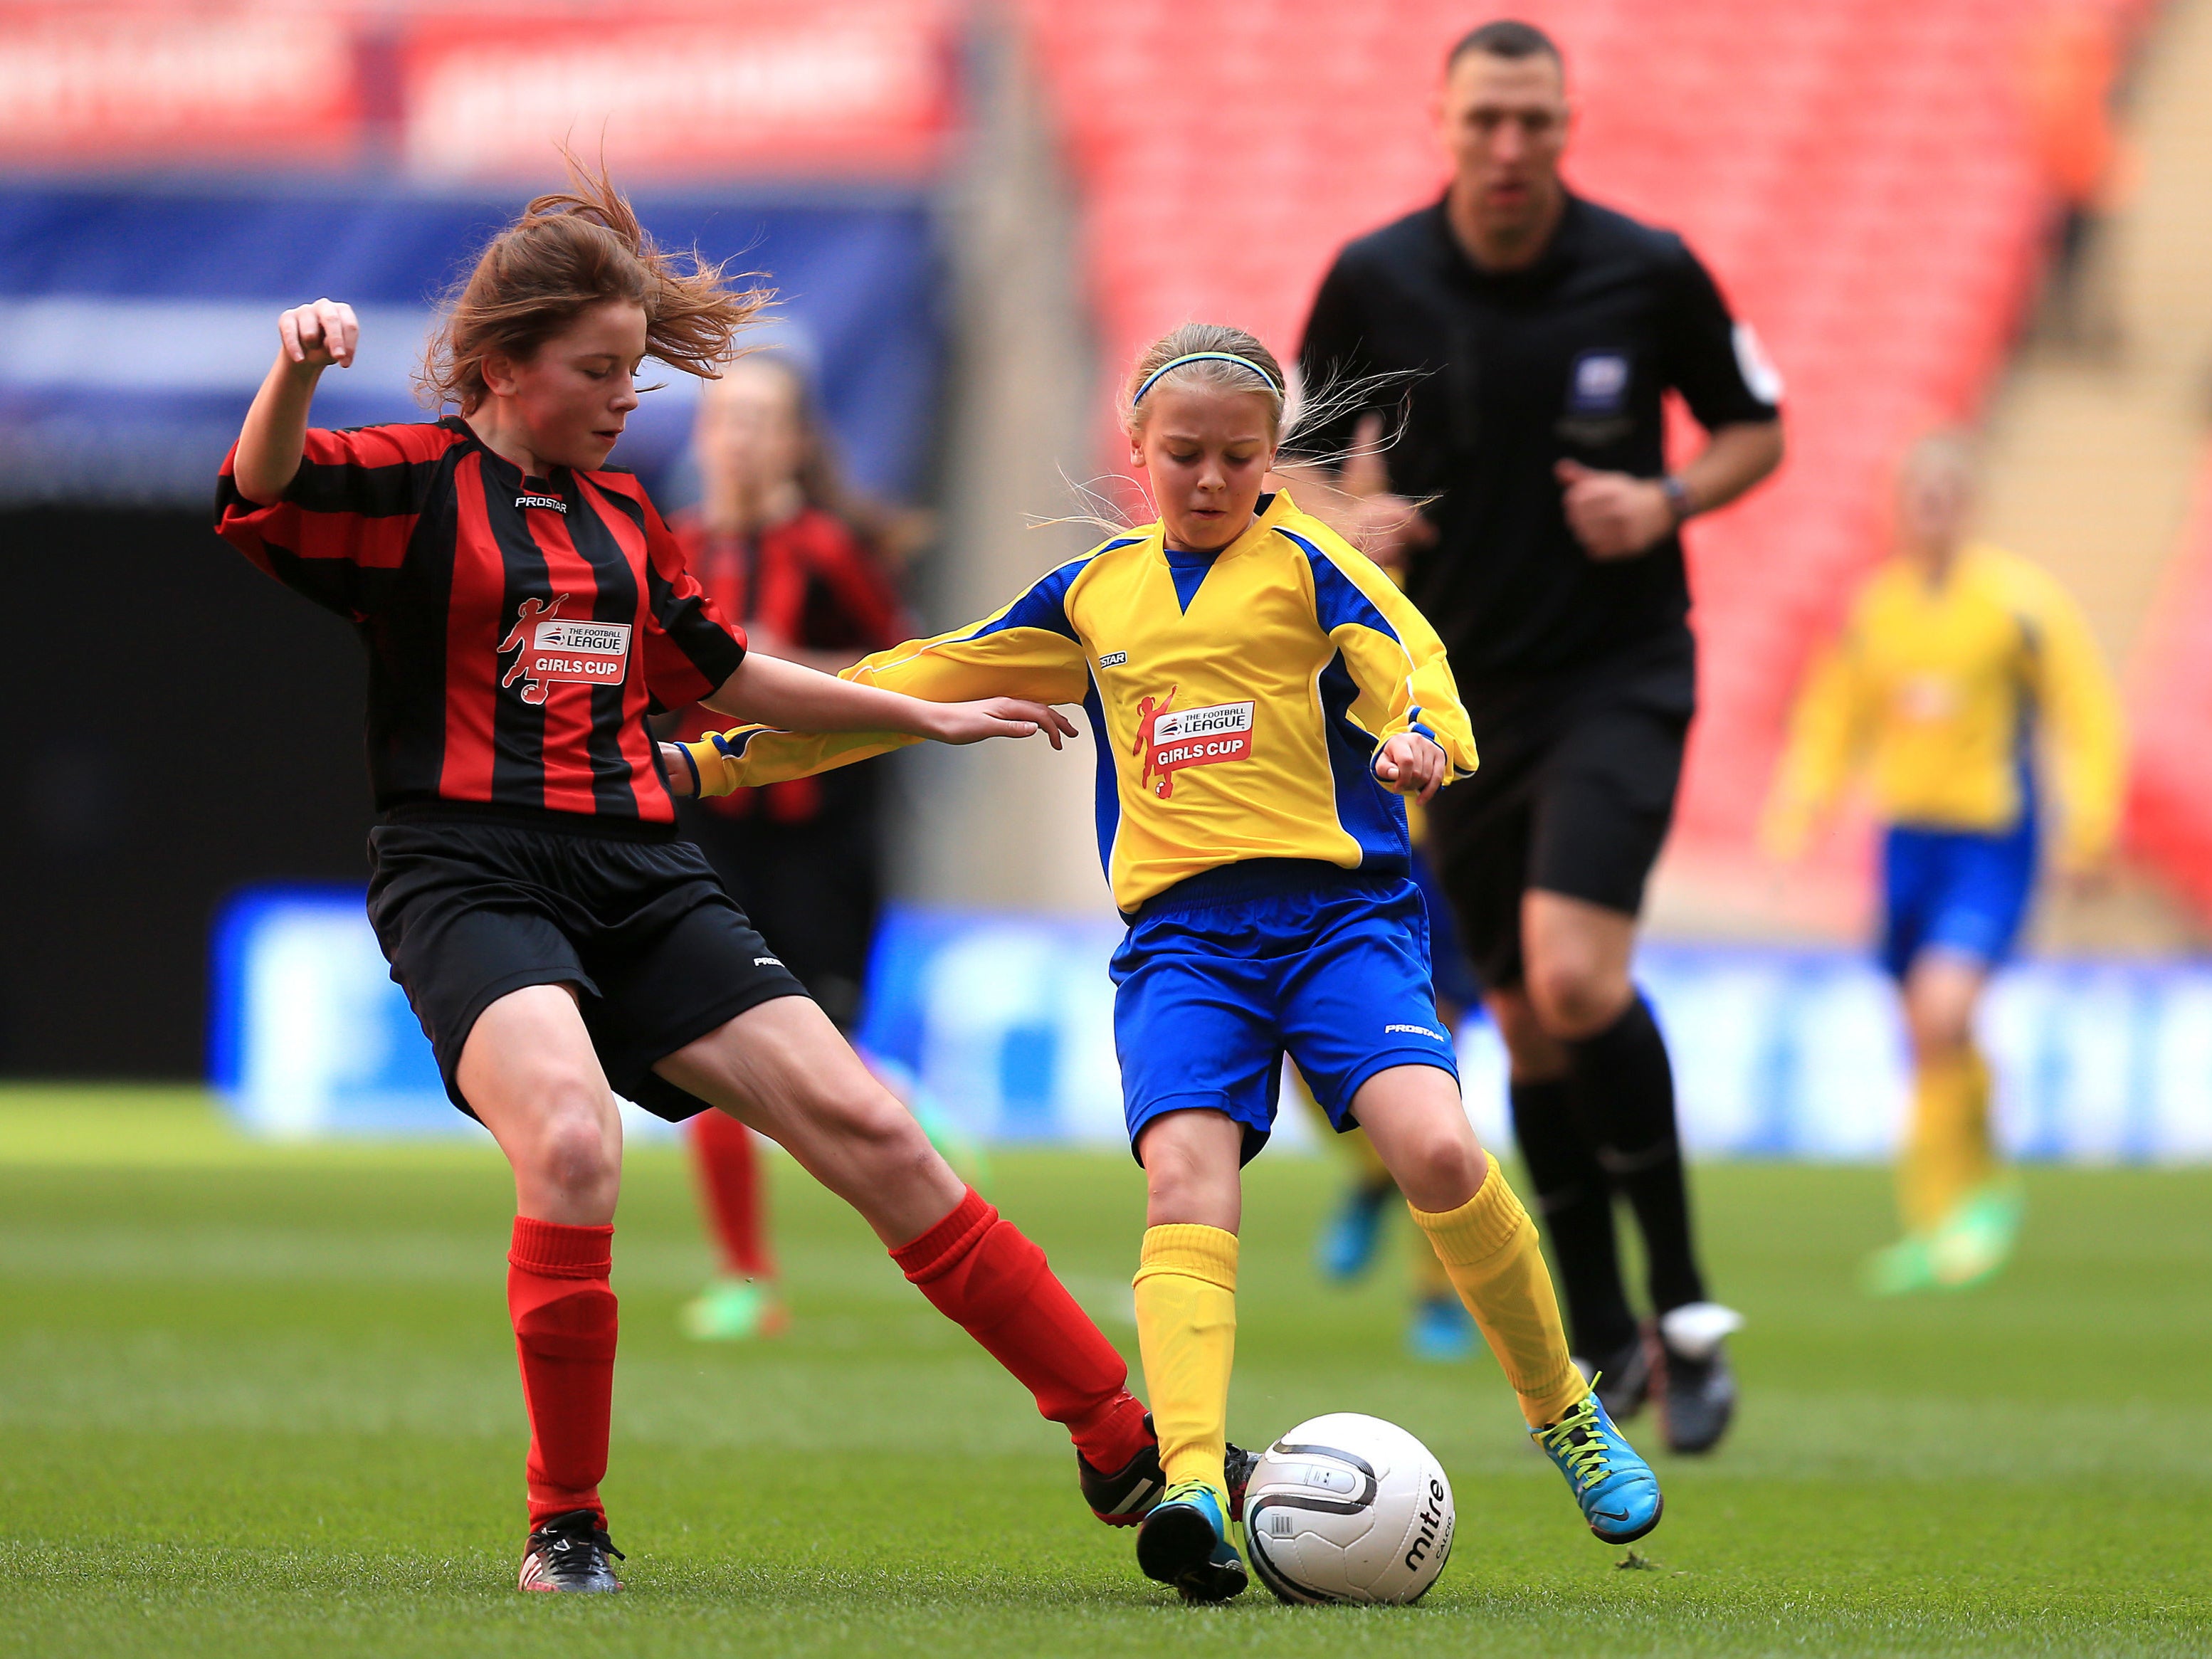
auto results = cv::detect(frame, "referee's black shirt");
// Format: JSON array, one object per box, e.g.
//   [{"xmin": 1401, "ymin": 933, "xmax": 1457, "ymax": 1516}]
[{"xmin": 1297, "ymin": 192, "xmax": 1781, "ymax": 687}]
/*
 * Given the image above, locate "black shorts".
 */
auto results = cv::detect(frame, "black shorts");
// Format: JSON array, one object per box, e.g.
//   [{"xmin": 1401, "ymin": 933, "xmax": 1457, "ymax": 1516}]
[
  {"xmin": 1426, "ymin": 629, "xmax": 1695, "ymax": 992},
  {"xmin": 366, "ymin": 807, "xmax": 809, "ymax": 1122}
]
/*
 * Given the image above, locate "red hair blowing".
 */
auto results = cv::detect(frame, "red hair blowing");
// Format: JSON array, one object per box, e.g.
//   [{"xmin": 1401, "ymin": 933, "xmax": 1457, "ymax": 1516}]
[{"xmin": 420, "ymin": 152, "xmax": 770, "ymax": 414}]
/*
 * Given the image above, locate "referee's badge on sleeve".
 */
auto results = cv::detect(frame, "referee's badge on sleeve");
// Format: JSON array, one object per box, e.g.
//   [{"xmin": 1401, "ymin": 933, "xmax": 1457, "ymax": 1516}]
[{"xmin": 1733, "ymin": 321, "xmax": 1785, "ymax": 406}]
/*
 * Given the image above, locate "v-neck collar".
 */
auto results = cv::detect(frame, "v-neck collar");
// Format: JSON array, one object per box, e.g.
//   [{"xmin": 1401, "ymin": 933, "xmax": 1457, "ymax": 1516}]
[
  {"xmin": 1154, "ymin": 491, "xmax": 1297, "ymax": 614},
  {"xmin": 443, "ymin": 414, "xmax": 572, "ymax": 498}
]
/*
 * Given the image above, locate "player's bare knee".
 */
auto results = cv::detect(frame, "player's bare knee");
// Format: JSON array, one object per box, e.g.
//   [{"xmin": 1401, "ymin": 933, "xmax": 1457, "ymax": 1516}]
[
  {"xmin": 819, "ymin": 1078, "xmax": 934, "ymax": 1177},
  {"xmin": 1397, "ymin": 1122, "xmax": 1485, "ymax": 1212},
  {"xmin": 1487, "ymin": 992, "xmax": 1568, "ymax": 1080},
  {"xmin": 526, "ymin": 1083, "xmax": 618, "ymax": 1201},
  {"xmin": 1526, "ymin": 957, "xmax": 1629, "ymax": 1038}
]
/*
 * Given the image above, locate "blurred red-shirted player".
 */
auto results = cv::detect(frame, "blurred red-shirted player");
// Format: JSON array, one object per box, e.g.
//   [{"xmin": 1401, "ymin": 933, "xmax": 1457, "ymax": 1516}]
[
  {"xmin": 213, "ymin": 159, "xmax": 1166, "ymax": 1594},
  {"xmin": 670, "ymin": 355, "xmax": 911, "ymax": 1342}
]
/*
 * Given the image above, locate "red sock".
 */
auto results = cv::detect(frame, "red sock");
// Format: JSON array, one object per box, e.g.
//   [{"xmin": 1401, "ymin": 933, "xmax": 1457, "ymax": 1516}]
[
  {"xmin": 891, "ymin": 1188, "xmax": 1151, "ymax": 1472},
  {"xmin": 507, "ymin": 1217, "xmax": 618, "ymax": 1530},
  {"xmin": 688, "ymin": 1110, "xmax": 774, "ymax": 1279}
]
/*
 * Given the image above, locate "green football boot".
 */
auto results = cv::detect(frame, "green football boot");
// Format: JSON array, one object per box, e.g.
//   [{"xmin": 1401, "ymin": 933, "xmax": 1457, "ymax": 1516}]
[
  {"xmin": 1929, "ymin": 1182, "xmax": 2024, "ymax": 1290},
  {"xmin": 680, "ymin": 1277, "xmax": 788, "ymax": 1342}
]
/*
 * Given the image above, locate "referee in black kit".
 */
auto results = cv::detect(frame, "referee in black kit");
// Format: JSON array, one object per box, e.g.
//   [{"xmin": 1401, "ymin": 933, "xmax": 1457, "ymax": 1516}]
[{"xmin": 1292, "ymin": 19, "xmax": 1782, "ymax": 1453}]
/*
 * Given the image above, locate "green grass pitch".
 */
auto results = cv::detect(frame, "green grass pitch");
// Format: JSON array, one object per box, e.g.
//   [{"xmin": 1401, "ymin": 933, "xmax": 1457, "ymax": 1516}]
[{"xmin": 1, "ymin": 1089, "xmax": 2207, "ymax": 1657}]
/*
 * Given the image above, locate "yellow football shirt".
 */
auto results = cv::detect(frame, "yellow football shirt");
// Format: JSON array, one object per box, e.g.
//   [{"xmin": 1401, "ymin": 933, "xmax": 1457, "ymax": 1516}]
[
  {"xmin": 1764, "ymin": 542, "xmax": 2124, "ymax": 869},
  {"xmin": 684, "ymin": 490, "xmax": 1478, "ymax": 912}
]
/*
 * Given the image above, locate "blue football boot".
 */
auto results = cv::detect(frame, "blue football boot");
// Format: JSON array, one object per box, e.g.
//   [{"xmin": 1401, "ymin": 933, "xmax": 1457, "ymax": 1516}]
[
  {"xmin": 1135, "ymin": 1479, "xmax": 1248, "ymax": 1603},
  {"xmin": 1315, "ymin": 1181, "xmax": 1393, "ymax": 1281},
  {"xmin": 1406, "ymin": 1291, "xmax": 1475, "ymax": 1362},
  {"xmin": 1532, "ymin": 1389, "xmax": 1663, "ymax": 1544}
]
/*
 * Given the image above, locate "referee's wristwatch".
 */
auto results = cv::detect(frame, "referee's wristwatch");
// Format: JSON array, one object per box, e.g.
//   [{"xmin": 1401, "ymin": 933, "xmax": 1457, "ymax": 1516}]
[{"xmin": 1660, "ymin": 473, "xmax": 1695, "ymax": 525}]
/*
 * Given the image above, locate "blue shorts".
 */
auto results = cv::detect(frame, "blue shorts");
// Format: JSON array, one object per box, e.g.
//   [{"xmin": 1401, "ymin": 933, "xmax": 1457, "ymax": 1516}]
[
  {"xmin": 1111, "ymin": 860, "xmax": 1460, "ymax": 1164},
  {"xmin": 1880, "ymin": 818, "xmax": 2038, "ymax": 979}
]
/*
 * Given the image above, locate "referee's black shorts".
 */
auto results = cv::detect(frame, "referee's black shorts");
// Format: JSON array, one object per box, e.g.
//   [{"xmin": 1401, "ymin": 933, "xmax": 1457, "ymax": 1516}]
[
  {"xmin": 366, "ymin": 807, "xmax": 809, "ymax": 1122},
  {"xmin": 1426, "ymin": 629, "xmax": 1695, "ymax": 994}
]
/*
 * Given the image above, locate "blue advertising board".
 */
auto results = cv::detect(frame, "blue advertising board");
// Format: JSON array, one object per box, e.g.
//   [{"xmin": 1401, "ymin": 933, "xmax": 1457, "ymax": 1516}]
[{"xmin": 210, "ymin": 887, "xmax": 2212, "ymax": 1162}]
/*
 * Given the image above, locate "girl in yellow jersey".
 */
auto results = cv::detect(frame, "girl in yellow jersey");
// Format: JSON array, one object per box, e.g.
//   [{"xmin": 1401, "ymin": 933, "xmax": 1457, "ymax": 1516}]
[
  {"xmin": 1765, "ymin": 432, "xmax": 2124, "ymax": 1294},
  {"xmin": 668, "ymin": 324, "xmax": 1662, "ymax": 1600}
]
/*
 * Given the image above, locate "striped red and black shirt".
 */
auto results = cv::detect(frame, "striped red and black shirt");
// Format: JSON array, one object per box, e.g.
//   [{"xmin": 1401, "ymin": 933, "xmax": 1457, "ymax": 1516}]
[{"xmin": 216, "ymin": 417, "xmax": 746, "ymax": 826}]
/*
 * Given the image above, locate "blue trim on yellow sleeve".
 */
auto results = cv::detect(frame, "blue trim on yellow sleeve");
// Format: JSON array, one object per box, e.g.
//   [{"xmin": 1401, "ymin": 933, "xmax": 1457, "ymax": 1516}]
[
  {"xmin": 962, "ymin": 544, "xmax": 1132, "ymax": 646},
  {"xmin": 1317, "ymin": 648, "xmax": 1411, "ymax": 872},
  {"xmin": 1278, "ymin": 527, "xmax": 1400, "ymax": 641},
  {"xmin": 1083, "ymin": 672, "xmax": 1120, "ymax": 880}
]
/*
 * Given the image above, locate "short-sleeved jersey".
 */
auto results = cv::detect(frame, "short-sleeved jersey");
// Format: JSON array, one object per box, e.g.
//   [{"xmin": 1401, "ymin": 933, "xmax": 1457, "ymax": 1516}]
[
  {"xmin": 216, "ymin": 417, "xmax": 747, "ymax": 824},
  {"xmin": 1765, "ymin": 544, "xmax": 2125, "ymax": 870},
  {"xmin": 1297, "ymin": 193, "xmax": 1783, "ymax": 685},
  {"xmin": 680, "ymin": 490, "xmax": 1478, "ymax": 914}
]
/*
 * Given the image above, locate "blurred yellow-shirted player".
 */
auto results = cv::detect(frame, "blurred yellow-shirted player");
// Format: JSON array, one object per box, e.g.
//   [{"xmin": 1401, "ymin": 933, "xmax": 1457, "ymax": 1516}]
[{"xmin": 1764, "ymin": 432, "xmax": 2124, "ymax": 1294}]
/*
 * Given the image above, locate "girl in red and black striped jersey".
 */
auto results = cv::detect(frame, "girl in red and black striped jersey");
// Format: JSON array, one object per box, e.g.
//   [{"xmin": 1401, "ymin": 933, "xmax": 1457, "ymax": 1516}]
[{"xmin": 216, "ymin": 163, "xmax": 1164, "ymax": 1593}]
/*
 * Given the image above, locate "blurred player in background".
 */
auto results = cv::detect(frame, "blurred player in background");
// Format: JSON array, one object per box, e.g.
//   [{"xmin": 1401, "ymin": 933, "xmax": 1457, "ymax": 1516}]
[
  {"xmin": 668, "ymin": 355, "xmax": 910, "ymax": 1342},
  {"xmin": 1308, "ymin": 831, "xmax": 1481, "ymax": 1362},
  {"xmin": 1764, "ymin": 431, "xmax": 2124, "ymax": 1294},
  {"xmin": 1290, "ymin": 19, "xmax": 1782, "ymax": 1453},
  {"xmin": 679, "ymin": 323, "xmax": 1665, "ymax": 1603},
  {"xmin": 215, "ymin": 162, "xmax": 1171, "ymax": 1594}
]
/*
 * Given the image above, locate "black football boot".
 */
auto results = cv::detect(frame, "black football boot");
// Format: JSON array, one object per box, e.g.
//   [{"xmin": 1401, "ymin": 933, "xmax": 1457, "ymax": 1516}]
[
  {"xmin": 1079, "ymin": 1413, "xmax": 1260, "ymax": 1525},
  {"xmin": 517, "ymin": 1509, "xmax": 625, "ymax": 1593}
]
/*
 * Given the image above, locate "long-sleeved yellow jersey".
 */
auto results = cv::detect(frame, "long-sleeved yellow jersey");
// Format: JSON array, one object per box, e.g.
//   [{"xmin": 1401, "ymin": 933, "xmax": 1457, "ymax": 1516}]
[
  {"xmin": 1764, "ymin": 542, "xmax": 2124, "ymax": 870},
  {"xmin": 683, "ymin": 490, "xmax": 1478, "ymax": 912}
]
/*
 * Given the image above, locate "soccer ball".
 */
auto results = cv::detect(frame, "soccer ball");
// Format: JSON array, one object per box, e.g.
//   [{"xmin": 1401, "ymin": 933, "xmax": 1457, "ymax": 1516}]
[{"xmin": 1242, "ymin": 1413, "xmax": 1454, "ymax": 1604}]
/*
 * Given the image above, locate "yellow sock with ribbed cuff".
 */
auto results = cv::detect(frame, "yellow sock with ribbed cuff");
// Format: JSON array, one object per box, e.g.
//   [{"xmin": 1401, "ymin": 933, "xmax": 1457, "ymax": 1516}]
[
  {"xmin": 1410, "ymin": 1154, "xmax": 1589, "ymax": 1427},
  {"xmin": 1132, "ymin": 1223, "xmax": 1238, "ymax": 1502}
]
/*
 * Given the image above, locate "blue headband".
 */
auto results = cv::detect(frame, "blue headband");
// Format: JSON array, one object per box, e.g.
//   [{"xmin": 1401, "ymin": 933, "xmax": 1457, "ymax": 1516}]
[{"xmin": 1132, "ymin": 351, "xmax": 1281, "ymax": 404}]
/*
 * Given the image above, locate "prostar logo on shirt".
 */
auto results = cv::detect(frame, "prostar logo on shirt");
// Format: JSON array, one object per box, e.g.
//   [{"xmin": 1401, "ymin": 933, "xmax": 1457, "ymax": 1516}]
[
  {"xmin": 497, "ymin": 594, "xmax": 632, "ymax": 706},
  {"xmin": 1131, "ymin": 688, "xmax": 1254, "ymax": 798}
]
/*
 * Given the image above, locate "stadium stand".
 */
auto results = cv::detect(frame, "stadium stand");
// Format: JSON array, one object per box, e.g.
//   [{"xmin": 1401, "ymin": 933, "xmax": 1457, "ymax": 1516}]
[
  {"xmin": 2126, "ymin": 447, "xmax": 2212, "ymax": 919},
  {"xmin": 1011, "ymin": 0, "xmax": 2100, "ymax": 878}
]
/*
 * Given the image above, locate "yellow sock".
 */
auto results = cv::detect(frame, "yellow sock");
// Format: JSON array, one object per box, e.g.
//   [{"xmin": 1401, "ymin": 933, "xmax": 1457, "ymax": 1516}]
[
  {"xmin": 1132, "ymin": 1223, "xmax": 1238, "ymax": 1501},
  {"xmin": 1409, "ymin": 1154, "xmax": 1588, "ymax": 1428},
  {"xmin": 1900, "ymin": 1046, "xmax": 1995, "ymax": 1233}
]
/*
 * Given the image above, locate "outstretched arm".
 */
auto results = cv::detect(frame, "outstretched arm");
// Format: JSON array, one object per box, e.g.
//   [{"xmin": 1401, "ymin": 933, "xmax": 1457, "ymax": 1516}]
[
  {"xmin": 670, "ymin": 579, "xmax": 1095, "ymax": 797},
  {"xmin": 232, "ymin": 300, "xmax": 359, "ymax": 506},
  {"xmin": 700, "ymin": 650, "xmax": 1074, "ymax": 749}
]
